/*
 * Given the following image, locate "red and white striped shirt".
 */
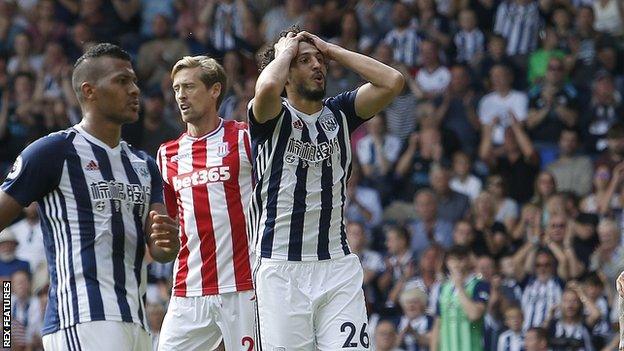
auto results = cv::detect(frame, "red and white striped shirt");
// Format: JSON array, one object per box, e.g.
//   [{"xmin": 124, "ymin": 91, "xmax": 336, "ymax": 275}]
[{"xmin": 156, "ymin": 119, "xmax": 254, "ymax": 296}]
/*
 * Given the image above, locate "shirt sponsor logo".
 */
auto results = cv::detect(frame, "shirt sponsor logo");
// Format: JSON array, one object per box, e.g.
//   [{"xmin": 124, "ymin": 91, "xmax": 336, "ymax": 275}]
[
  {"xmin": 172, "ymin": 166, "xmax": 231, "ymax": 191},
  {"xmin": 285, "ymin": 137, "xmax": 339, "ymax": 164},
  {"xmin": 89, "ymin": 181, "xmax": 151, "ymax": 213},
  {"xmin": 292, "ymin": 119, "xmax": 304, "ymax": 130}
]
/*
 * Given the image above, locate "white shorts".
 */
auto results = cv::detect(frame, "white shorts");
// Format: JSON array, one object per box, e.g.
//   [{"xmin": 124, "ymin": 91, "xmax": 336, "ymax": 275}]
[
  {"xmin": 253, "ymin": 254, "xmax": 370, "ymax": 350},
  {"xmin": 158, "ymin": 290, "xmax": 256, "ymax": 351},
  {"xmin": 42, "ymin": 320, "xmax": 151, "ymax": 351}
]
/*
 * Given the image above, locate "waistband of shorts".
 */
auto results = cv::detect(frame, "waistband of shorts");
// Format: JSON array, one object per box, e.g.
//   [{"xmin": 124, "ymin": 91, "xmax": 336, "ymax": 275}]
[{"xmin": 256, "ymin": 253, "xmax": 357, "ymax": 265}]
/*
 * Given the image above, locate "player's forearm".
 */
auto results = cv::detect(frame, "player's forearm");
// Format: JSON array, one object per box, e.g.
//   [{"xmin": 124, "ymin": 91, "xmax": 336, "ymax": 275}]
[
  {"xmin": 457, "ymin": 289, "xmax": 486, "ymax": 321},
  {"xmin": 255, "ymin": 50, "xmax": 296, "ymax": 101},
  {"xmin": 328, "ymin": 44, "xmax": 403, "ymax": 94}
]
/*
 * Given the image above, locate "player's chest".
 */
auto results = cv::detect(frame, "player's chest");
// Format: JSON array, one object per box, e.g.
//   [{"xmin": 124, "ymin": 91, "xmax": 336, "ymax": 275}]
[
  {"xmin": 282, "ymin": 113, "xmax": 344, "ymax": 168},
  {"xmin": 167, "ymin": 139, "xmax": 246, "ymax": 192}
]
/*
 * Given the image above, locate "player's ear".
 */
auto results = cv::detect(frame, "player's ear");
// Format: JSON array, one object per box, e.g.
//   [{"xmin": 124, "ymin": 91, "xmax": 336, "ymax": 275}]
[
  {"xmin": 81, "ymin": 82, "xmax": 96, "ymax": 101},
  {"xmin": 210, "ymin": 82, "xmax": 222, "ymax": 100}
]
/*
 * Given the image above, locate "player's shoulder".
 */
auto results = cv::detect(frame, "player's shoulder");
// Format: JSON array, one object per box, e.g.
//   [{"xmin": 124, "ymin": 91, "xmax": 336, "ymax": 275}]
[
  {"xmin": 223, "ymin": 119, "xmax": 249, "ymax": 131},
  {"xmin": 157, "ymin": 132, "xmax": 186, "ymax": 153},
  {"xmin": 23, "ymin": 128, "xmax": 77, "ymax": 156}
]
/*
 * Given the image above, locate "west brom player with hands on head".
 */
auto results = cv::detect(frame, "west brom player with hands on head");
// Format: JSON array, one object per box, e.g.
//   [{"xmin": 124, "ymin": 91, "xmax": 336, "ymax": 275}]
[
  {"xmin": 249, "ymin": 26, "xmax": 404, "ymax": 350},
  {"xmin": 0, "ymin": 43, "xmax": 179, "ymax": 350},
  {"xmin": 156, "ymin": 56, "xmax": 255, "ymax": 351}
]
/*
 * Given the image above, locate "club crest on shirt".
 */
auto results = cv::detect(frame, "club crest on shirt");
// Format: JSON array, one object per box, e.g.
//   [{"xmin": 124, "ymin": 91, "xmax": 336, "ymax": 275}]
[
  {"xmin": 318, "ymin": 114, "xmax": 338, "ymax": 132},
  {"xmin": 133, "ymin": 163, "xmax": 150, "ymax": 179},
  {"xmin": 217, "ymin": 142, "xmax": 229, "ymax": 157},
  {"xmin": 6, "ymin": 156, "xmax": 23, "ymax": 180}
]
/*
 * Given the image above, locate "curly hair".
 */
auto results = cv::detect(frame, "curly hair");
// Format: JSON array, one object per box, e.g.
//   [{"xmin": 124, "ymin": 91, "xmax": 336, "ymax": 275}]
[{"xmin": 257, "ymin": 25, "xmax": 311, "ymax": 72}]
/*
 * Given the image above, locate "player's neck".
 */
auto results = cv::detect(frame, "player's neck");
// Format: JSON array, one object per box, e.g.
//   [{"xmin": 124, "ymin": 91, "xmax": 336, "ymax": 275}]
[
  {"xmin": 288, "ymin": 95, "xmax": 323, "ymax": 115},
  {"xmin": 187, "ymin": 113, "xmax": 220, "ymax": 138},
  {"xmin": 79, "ymin": 117, "xmax": 121, "ymax": 148}
]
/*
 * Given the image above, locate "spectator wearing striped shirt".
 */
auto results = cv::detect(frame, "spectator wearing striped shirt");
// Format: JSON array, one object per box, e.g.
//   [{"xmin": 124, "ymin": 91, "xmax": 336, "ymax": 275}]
[
  {"xmin": 497, "ymin": 305, "xmax": 525, "ymax": 351},
  {"xmin": 397, "ymin": 287, "xmax": 433, "ymax": 351},
  {"xmin": 494, "ymin": 0, "xmax": 542, "ymax": 59},
  {"xmin": 384, "ymin": 2, "xmax": 421, "ymax": 68},
  {"xmin": 545, "ymin": 285, "xmax": 597, "ymax": 351},
  {"xmin": 453, "ymin": 9, "xmax": 485, "ymax": 64}
]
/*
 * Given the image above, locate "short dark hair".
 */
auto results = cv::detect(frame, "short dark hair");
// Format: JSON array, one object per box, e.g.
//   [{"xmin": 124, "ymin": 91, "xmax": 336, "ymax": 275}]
[
  {"xmin": 445, "ymin": 245, "xmax": 470, "ymax": 260},
  {"xmin": 526, "ymin": 327, "xmax": 548, "ymax": 341},
  {"xmin": 257, "ymin": 25, "xmax": 312, "ymax": 72},
  {"xmin": 71, "ymin": 43, "xmax": 132, "ymax": 102}
]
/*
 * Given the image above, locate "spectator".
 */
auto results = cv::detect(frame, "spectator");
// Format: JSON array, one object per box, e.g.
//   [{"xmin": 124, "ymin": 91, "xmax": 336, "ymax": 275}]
[
  {"xmin": 357, "ymin": 112, "xmax": 402, "ymax": 194},
  {"xmin": 524, "ymin": 327, "xmax": 549, "ymax": 351},
  {"xmin": 551, "ymin": 7, "xmax": 573, "ymax": 51},
  {"xmin": 375, "ymin": 319, "xmax": 404, "ymax": 351},
  {"xmin": 592, "ymin": 0, "xmax": 624, "ymax": 36},
  {"xmin": 413, "ymin": 39, "xmax": 450, "ymax": 100},
  {"xmin": 451, "ymin": 220, "xmax": 478, "ymax": 255},
  {"xmin": 547, "ymin": 128, "xmax": 593, "ymax": 196},
  {"xmin": 493, "ymin": 0, "xmax": 541, "ymax": 58},
  {"xmin": 345, "ymin": 166, "xmax": 384, "ymax": 229},
  {"xmin": 480, "ymin": 116, "xmax": 540, "ymax": 204},
  {"xmin": 397, "ymin": 287, "xmax": 433, "ymax": 351},
  {"xmin": 472, "ymin": 192, "xmax": 510, "ymax": 258},
  {"xmin": 354, "ymin": 0, "xmax": 394, "ymax": 47},
  {"xmin": 11, "ymin": 269, "xmax": 41, "ymax": 349},
  {"xmin": 496, "ymin": 305, "xmax": 525, "ymax": 351},
  {"xmin": 478, "ymin": 64, "xmax": 528, "ymax": 146},
  {"xmin": 526, "ymin": 58, "xmax": 579, "ymax": 154},
  {"xmin": 432, "ymin": 65, "xmax": 480, "ymax": 156},
  {"xmin": 545, "ymin": 286, "xmax": 596, "ymax": 351},
  {"xmin": 136, "ymin": 14, "xmax": 190, "ymax": 89},
  {"xmin": 570, "ymin": 213, "xmax": 599, "ymax": 271},
  {"xmin": 330, "ymin": 10, "xmax": 369, "ymax": 54},
  {"xmin": 526, "ymin": 28, "xmax": 566, "ymax": 87},
  {"xmin": 580, "ymin": 272, "xmax": 612, "ymax": 349},
  {"xmin": 139, "ymin": 89, "xmax": 182, "ymax": 157},
  {"xmin": 531, "ymin": 171, "xmax": 556, "ymax": 207},
  {"xmin": 197, "ymin": 0, "xmax": 252, "ymax": 53},
  {"xmin": 346, "ymin": 222, "xmax": 386, "ymax": 312},
  {"xmin": 430, "ymin": 246, "xmax": 490, "ymax": 351},
  {"xmin": 596, "ymin": 161, "xmax": 624, "ymax": 216},
  {"xmin": 395, "ymin": 128, "xmax": 444, "ymax": 201},
  {"xmin": 449, "ymin": 151, "xmax": 482, "ymax": 201},
  {"xmin": 409, "ymin": 189, "xmax": 454, "ymax": 256},
  {"xmin": 9, "ymin": 202, "xmax": 45, "ymax": 272},
  {"xmin": 379, "ymin": 225, "xmax": 416, "ymax": 308},
  {"xmin": 513, "ymin": 247, "xmax": 564, "ymax": 330},
  {"xmin": 383, "ymin": 2, "xmax": 421, "ymax": 68},
  {"xmin": 7, "ymin": 32, "xmax": 42, "ymax": 75},
  {"xmin": 485, "ymin": 174, "xmax": 520, "ymax": 231},
  {"xmin": 0, "ymin": 228, "xmax": 30, "ymax": 280},
  {"xmin": 475, "ymin": 35, "xmax": 522, "ymax": 90},
  {"xmin": 413, "ymin": 0, "xmax": 451, "ymax": 47},
  {"xmin": 589, "ymin": 219, "xmax": 624, "ymax": 297},
  {"xmin": 580, "ymin": 164, "xmax": 614, "ymax": 213},
  {"xmin": 429, "ymin": 164, "xmax": 470, "ymax": 224},
  {"xmin": 453, "ymin": 9, "xmax": 485, "ymax": 64},
  {"xmin": 584, "ymin": 73, "xmax": 624, "ymax": 154},
  {"xmin": 405, "ymin": 246, "xmax": 444, "ymax": 315},
  {"xmin": 510, "ymin": 203, "xmax": 542, "ymax": 250},
  {"xmin": 260, "ymin": 0, "xmax": 306, "ymax": 42}
]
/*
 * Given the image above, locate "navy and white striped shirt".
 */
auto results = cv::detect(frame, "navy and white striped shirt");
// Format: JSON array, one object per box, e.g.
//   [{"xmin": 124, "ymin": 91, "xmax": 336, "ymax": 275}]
[
  {"xmin": 494, "ymin": 0, "xmax": 542, "ymax": 56},
  {"xmin": 497, "ymin": 329, "xmax": 525, "ymax": 351},
  {"xmin": 398, "ymin": 314, "xmax": 433, "ymax": 351},
  {"xmin": 521, "ymin": 276, "xmax": 564, "ymax": 330},
  {"xmin": 248, "ymin": 90, "xmax": 367, "ymax": 261},
  {"xmin": 454, "ymin": 29, "xmax": 485, "ymax": 63},
  {"xmin": 383, "ymin": 27, "xmax": 422, "ymax": 68},
  {"xmin": 548, "ymin": 319, "xmax": 594, "ymax": 351},
  {"xmin": 1, "ymin": 125, "xmax": 162, "ymax": 335}
]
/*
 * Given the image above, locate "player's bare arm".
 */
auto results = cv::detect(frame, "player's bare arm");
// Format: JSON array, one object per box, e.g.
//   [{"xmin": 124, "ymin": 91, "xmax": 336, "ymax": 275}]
[
  {"xmin": 0, "ymin": 190, "xmax": 23, "ymax": 231},
  {"xmin": 300, "ymin": 31, "xmax": 404, "ymax": 119},
  {"xmin": 146, "ymin": 203, "xmax": 180, "ymax": 263},
  {"xmin": 253, "ymin": 32, "xmax": 304, "ymax": 123}
]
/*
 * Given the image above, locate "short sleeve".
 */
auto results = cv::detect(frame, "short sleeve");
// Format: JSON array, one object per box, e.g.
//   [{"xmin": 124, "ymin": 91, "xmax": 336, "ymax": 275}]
[
  {"xmin": 326, "ymin": 88, "xmax": 366, "ymax": 134},
  {"xmin": 146, "ymin": 156, "xmax": 164, "ymax": 205},
  {"xmin": 1, "ymin": 134, "xmax": 65, "ymax": 206},
  {"xmin": 247, "ymin": 99, "xmax": 283, "ymax": 142},
  {"xmin": 472, "ymin": 280, "xmax": 490, "ymax": 304}
]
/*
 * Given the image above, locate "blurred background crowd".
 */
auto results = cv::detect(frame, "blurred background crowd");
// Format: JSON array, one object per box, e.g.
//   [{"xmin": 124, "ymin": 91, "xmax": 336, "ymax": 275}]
[{"xmin": 1, "ymin": 0, "xmax": 624, "ymax": 350}]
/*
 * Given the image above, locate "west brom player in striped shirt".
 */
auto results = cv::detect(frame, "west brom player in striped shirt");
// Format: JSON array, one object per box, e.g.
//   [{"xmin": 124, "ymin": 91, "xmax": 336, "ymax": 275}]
[
  {"xmin": 0, "ymin": 43, "xmax": 179, "ymax": 351},
  {"xmin": 156, "ymin": 56, "xmax": 255, "ymax": 350},
  {"xmin": 249, "ymin": 27, "xmax": 404, "ymax": 350}
]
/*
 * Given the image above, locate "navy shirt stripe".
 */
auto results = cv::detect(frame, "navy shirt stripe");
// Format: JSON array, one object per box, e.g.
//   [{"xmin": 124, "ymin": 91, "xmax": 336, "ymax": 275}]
[
  {"xmin": 315, "ymin": 118, "xmax": 333, "ymax": 260},
  {"xmin": 56, "ymin": 189, "xmax": 80, "ymax": 326},
  {"xmin": 90, "ymin": 144, "xmax": 132, "ymax": 322}
]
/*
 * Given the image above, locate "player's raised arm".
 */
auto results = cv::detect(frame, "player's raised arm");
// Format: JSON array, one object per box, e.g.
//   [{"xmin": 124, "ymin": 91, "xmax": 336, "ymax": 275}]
[
  {"xmin": 301, "ymin": 32, "xmax": 404, "ymax": 119},
  {"xmin": 253, "ymin": 31, "xmax": 304, "ymax": 123}
]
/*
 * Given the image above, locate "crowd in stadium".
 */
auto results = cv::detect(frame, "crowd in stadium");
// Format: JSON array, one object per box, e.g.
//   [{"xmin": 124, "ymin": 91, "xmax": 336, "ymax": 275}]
[{"xmin": 0, "ymin": 0, "xmax": 623, "ymax": 350}]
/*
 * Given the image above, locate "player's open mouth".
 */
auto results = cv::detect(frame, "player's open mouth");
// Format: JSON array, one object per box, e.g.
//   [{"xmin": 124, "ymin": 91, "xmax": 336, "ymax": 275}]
[
  {"xmin": 180, "ymin": 104, "xmax": 190, "ymax": 112},
  {"xmin": 129, "ymin": 100, "xmax": 139, "ymax": 111}
]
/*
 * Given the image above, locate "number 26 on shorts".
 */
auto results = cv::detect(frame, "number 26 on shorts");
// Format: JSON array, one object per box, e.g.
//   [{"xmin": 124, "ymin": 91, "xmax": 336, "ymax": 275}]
[{"xmin": 340, "ymin": 322, "xmax": 369, "ymax": 348}]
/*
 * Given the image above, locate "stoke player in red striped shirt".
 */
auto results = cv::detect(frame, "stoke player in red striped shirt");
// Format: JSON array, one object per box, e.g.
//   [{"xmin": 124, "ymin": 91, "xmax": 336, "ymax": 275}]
[{"xmin": 156, "ymin": 56, "xmax": 255, "ymax": 351}]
